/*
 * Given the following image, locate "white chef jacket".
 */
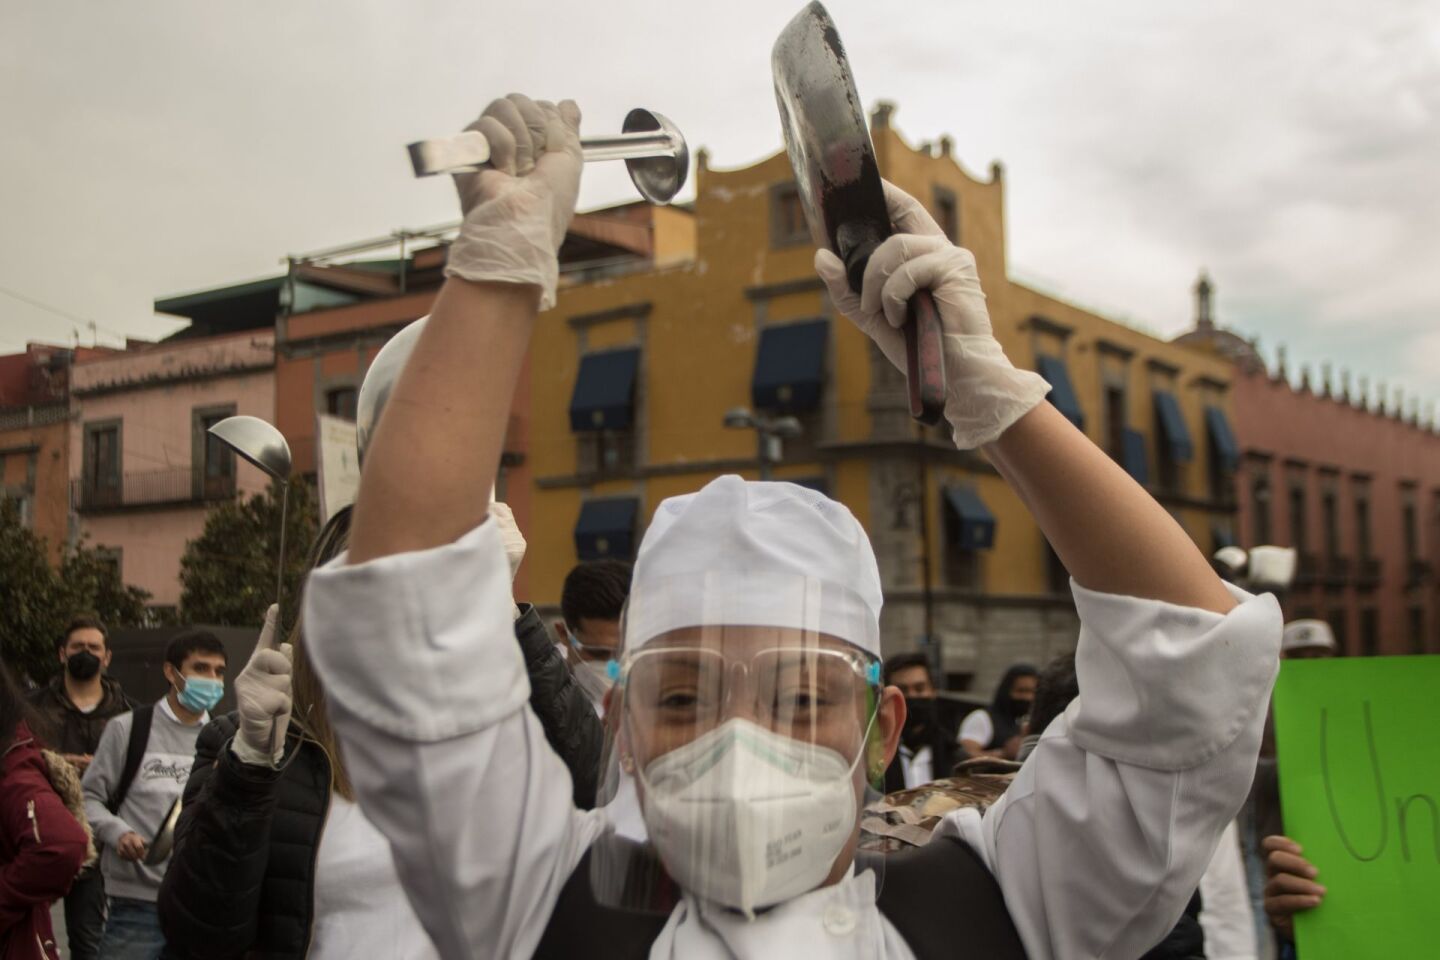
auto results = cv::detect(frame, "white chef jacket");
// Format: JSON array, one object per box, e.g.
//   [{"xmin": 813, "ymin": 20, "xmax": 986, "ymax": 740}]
[{"xmin": 305, "ymin": 518, "xmax": 1280, "ymax": 960}]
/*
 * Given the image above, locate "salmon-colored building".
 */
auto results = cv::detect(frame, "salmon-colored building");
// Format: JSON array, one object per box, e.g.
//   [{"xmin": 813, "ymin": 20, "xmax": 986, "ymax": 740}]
[
  {"xmin": 0, "ymin": 343, "xmax": 120, "ymax": 563},
  {"xmin": 69, "ymin": 330, "xmax": 275, "ymax": 610},
  {"xmin": 1176, "ymin": 279, "xmax": 1440, "ymax": 655},
  {"xmin": 268, "ymin": 210, "xmax": 663, "ymax": 600}
]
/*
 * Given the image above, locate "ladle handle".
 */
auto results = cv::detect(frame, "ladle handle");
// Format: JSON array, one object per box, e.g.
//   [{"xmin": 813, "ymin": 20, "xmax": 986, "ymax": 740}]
[{"xmin": 408, "ymin": 129, "xmax": 679, "ymax": 178}]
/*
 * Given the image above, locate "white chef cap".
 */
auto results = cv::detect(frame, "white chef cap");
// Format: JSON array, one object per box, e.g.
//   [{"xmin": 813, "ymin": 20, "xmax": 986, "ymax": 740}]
[
  {"xmin": 623, "ymin": 475, "xmax": 883, "ymax": 656},
  {"xmin": 1281, "ymin": 619, "xmax": 1337, "ymax": 654}
]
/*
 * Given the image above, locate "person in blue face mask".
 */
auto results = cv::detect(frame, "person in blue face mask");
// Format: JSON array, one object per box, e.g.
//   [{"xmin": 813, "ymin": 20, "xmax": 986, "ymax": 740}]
[{"xmin": 81, "ymin": 630, "xmax": 228, "ymax": 960}]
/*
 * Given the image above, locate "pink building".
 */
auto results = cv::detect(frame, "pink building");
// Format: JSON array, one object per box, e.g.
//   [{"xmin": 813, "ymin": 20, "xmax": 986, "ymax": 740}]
[
  {"xmin": 69, "ymin": 329, "xmax": 275, "ymax": 611},
  {"xmin": 1176, "ymin": 275, "xmax": 1440, "ymax": 655}
]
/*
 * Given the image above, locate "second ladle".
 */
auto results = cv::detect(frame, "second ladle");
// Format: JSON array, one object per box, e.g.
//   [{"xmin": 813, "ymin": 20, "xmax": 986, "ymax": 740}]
[{"xmin": 407, "ymin": 107, "xmax": 689, "ymax": 205}]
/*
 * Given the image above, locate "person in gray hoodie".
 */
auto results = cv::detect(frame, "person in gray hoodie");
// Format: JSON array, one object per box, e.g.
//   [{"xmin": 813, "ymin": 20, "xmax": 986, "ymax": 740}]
[{"xmin": 81, "ymin": 629, "xmax": 228, "ymax": 960}]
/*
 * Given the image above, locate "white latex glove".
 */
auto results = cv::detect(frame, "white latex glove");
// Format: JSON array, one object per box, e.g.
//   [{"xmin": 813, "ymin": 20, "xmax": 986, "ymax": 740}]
[
  {"xmin": 444, "ymin": 94, "xmax": 583, "ymax": 311},
  {"xmin": 815, "ymin": 180, "xmax": 1050, "ymax": 449},
  {"xmin": 232, "ymin": 604, "xmax": 293, "ymax": 768},
  {"xmin": 489, "ymin": 501, "xmax": 527, "ymax": 582}
]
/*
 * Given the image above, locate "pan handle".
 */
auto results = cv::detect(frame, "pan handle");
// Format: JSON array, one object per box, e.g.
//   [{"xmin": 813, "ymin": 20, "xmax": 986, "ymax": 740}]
[{"xmin": 904, "ymin": 291, "xmax": 947, "ymax": 425}]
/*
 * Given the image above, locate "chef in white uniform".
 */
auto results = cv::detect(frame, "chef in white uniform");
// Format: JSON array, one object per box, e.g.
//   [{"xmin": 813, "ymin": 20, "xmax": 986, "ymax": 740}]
[{"xmin": 302, "ymin": 94, "xmax": 1281, "ymax": 959}]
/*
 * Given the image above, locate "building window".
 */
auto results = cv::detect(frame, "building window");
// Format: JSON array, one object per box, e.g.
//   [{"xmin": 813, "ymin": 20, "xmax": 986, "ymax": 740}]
[
  {"xmin": 770, "ymin": 183, "xmax": 810, "ymax": 248},
  {"xmin": 1103, "ymin": 385, "xmax": 1126, "ymax": 462},
  {"xmin": 1287, "ymin": 472, "xmax": 1308, "ymax": 555},
  {"xmin": 1354, "ymin": 480, "xmax": 1373, "ymax": 559},
  {"xmin": 574, "ymin": 497, "xmax": 640, "ymax": 562},
  {"xmin": 1250, "ymin": 465, "xmax": 1272, "ymax": 545},
  {"xmin": 941, "ymin": 486, "xmax": 996, "ymax": 590},
  {"xmin": 1408, "ymin": 607, "xmax": 1425, "ymax": 654},
  {"xmin": 1401, "ymin": 484, "xmax": 1418, "ymax": 562},
  {"xmin": 1321, "ymin": 481, "xmax": 1340, "ymax": 560},
  {"xmin": 326, "ymin": 386, "xmax": 358, "ymax": 422},
  {"xmin": 1205, "ymin": 406, "xmax": 1239, "ymax": 505},
  {"xmin": 83, "ymin": 421, "xmax": 122, "ymax": 507},
  {"xmin": 193, "ymin": 405, "xmax": 237, "ymax": 500},
  {"xmin": 570, "ymin": 347, "xmax": 641, "ymax": 478},
  {"xmin": 1036, "ymin": 355, "xmax": 1085, "ymax": 429},
  {"xmin": 933, "ymin": 187, "xmax": 960, "ymax": 243},
  {"xmin": 1360, "ymin": 608, "xmax": 1379, "ymax": 656},
  {"xmin": 1153, "ymin": 390, "xmax": 1193, "ymax": 494}
]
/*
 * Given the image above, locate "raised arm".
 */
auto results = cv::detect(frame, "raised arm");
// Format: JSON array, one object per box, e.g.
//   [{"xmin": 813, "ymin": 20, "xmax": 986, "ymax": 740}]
[
  {"xmin": 347, "ymin": 95, "xmax": 582, "ymax": 564},
  {"xmin": 304, "ymin": 95, "xmax": 602, "ymax": 959},
  {"xmin": 817, "ymin": 181, "xmax": 1280, "ymax": 959}
]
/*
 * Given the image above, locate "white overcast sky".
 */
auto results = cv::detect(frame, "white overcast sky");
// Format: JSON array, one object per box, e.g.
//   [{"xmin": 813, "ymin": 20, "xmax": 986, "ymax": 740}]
[{"xmin": 3, "ymin": 1, "xmax": 1436, "ymax": 409}]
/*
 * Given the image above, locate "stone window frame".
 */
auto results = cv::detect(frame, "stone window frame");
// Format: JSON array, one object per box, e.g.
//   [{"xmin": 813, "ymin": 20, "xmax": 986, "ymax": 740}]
[
  {"xmin": 82, "ymin": 418, "xmax": 124, "ymax": 503},
  {"xmin": 769, "ymin": 182, "xmax": 810, "ymax": 249},
  {"xmin": 191, "ymin": 403, "xmax": 238, "ymax": 499}
]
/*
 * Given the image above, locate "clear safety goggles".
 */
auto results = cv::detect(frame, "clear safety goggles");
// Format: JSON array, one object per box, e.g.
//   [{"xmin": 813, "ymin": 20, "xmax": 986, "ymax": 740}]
[{"xmin": 615, "ymin": 644, "xmax": 882, "ymax": 747}]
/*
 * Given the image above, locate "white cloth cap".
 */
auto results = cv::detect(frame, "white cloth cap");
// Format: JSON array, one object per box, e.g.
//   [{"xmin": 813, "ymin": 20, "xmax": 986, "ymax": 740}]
[
  {"xmin": 1282, "ymin": 619, "xmax": 1336, "ymax": 653},
  {"xmin": 625, "ymin": 476, "xmax": 883, "ymax": 655}
]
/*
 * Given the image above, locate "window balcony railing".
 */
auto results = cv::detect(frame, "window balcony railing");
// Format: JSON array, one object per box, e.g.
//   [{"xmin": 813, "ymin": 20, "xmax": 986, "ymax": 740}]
[
  {"xmin": 1322, "ymin": 555, "xmax": 1351, "ymax": 589},
  {"xmin": 73, "ymin": 468, "xmax": 235, "ymax": 513},
  {"xmin": 1407, "ymin": 558, "xmax": 1433, "ymax": 589},
  {"xmin": 1294, "ymin": 552, "xmax": 1319, "ymax": 588},
  {"xmin": 1356, "ymin": 557, "xmax": 1382, "ymax": 590}
]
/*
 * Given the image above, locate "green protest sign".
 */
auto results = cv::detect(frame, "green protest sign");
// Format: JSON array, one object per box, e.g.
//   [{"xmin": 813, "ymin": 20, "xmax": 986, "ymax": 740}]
[{"xmin": 1273, "ymin": 656, "xmax": 1440, "ymax": 958}]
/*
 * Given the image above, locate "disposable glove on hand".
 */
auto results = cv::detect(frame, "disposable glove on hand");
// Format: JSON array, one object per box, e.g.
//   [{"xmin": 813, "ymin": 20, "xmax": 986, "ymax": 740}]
[
  {"xmin": 445, "ymin": 93, "xmax": 583, "ymax": 311},
  {"xmin": 815, "ymin": 181, "xmax": 1049, "ymax": 449},
  {"xmin": 489, "ymin": 501, "xmax": 527, "ymax": 582},
  {"xmin": 232, "ymin": 604, "xmax": 293, "ymax": 768}
]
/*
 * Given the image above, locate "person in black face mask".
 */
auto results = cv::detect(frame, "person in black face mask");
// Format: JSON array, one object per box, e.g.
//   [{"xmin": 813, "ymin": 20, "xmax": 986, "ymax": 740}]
[
  {"xmin": 958, "ymin": 664, "xmax": 1038, "ymax": 761},
  {"xmin": 27, "ymin": 615, "xmax": 136, "ymax": 960},
  {"xmin": 882, "ymin": 652, "xmax": 960, "ymax": 791}
]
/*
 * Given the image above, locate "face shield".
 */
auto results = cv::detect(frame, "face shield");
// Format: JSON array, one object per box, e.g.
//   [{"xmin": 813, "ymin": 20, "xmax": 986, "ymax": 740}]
[{"xmin": 590, "ymin": 572, "xmax": 888, "ymax": 917}]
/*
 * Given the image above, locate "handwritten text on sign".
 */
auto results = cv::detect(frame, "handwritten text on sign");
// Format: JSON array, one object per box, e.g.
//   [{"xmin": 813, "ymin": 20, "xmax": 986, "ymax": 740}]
[{"xmin": 1273, "ymin": 656, "xmax": 1440, "ymax": 959}]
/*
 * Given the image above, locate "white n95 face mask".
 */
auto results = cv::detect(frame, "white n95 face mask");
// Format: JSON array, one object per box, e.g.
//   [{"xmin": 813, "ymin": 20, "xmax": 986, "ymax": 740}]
[{"xmin": 638, "ymin": 717, "xmax": 858, "ymax": 916}]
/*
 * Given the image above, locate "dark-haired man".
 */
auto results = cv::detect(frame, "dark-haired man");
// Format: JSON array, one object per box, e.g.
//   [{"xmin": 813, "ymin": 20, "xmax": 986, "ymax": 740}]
[
  {"xmin": 553, "ymin": 558, "xmax": 632, "ymax": 712},
  {"xmin": 28, "ymin": 615, "xmax": 136, "ymax": 960},
  {"xmin": 882, "ymin": 651, "xmax": 959, "ymax": 789},
  {"xmin": 82, "ymin": 629, "xmax": 227, "ymax": 960}
]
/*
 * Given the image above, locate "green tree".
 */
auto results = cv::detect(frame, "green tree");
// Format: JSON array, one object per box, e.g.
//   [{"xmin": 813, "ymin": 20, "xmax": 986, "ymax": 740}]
[
  {"xmin": 0, "ymin": 497, "xmax": 152, "ymax": 684},
  {"xmin": 178, "ymin": 478, "xmax": 318, "ymax": 629}
]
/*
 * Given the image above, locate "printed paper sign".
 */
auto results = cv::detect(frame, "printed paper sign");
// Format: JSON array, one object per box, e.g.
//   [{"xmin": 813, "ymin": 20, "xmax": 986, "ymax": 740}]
[
  {"xmin": 1273, "ymin": 656, "xmax": 1440, "ymax": 959},
  {"xmin": 316, "ymin": 413, "xmax": 360, "ymax": 523}
]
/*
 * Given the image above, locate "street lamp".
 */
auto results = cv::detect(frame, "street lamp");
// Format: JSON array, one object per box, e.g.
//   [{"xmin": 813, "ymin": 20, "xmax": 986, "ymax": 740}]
[{"xmin": 723, "ymin": 406, "xmax": 802, "ymax": 481}]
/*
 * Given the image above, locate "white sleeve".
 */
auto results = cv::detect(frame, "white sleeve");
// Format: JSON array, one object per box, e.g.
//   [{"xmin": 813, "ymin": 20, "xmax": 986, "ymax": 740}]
[
  {"xmin": 958, "ymin": 708, "xmax": 994, "ymax": 746},
  {"xmin": 1199, "ymin": 820, "xmax": 1260, "ymax": 960},
  {"xmin": 304, "ymin": 517, "xmax": 603, "ymax": 960},
  {"xmin": 935, "ymin": 580, "xmax": 1280, "ymax": 960}
]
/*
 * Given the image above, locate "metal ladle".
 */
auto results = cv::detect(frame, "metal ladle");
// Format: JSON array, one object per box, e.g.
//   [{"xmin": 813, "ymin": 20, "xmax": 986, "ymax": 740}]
[
  {"xmin": 407, "ymin": 107, "xmax": 689, "ymax": 205},
  {"xmin": 206, "ymin": 415, "xmax": 293, "ymax": 614}
]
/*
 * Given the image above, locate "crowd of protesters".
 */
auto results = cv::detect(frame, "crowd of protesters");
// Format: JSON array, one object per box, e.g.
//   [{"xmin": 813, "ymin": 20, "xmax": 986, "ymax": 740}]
[{"xmin": 0, "ymin": 92, "xmax": 1347, "ymax": 960}]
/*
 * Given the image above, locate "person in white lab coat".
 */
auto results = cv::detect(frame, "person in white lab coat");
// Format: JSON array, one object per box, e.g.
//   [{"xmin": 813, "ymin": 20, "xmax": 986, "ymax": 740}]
[{"xmin": 299, "ymin": 94, "xmax": 1282, "ymax": 959}]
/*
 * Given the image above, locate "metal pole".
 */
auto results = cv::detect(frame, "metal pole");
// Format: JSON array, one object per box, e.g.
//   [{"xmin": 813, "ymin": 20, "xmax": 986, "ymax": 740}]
[
  {"xmin": 275, "ymin": 482, "xmax": 289, "ymax": 614},
  {"xmin": 759, "ymin": 430, "xmax": 772, "ymax": 482},
  {"xmin": 917, "ymin": 452, "xmax": 934, "ymax": 643}
]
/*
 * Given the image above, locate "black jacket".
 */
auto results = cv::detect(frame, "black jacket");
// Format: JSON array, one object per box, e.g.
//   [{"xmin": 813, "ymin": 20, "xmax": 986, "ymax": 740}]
[
  {"xmin": 158, "ymin": 604, "xmax": 604, "ymax": 959},
  {"xmin": 27, "ymin": 675, "xmax": 133, "ymax": 756}
]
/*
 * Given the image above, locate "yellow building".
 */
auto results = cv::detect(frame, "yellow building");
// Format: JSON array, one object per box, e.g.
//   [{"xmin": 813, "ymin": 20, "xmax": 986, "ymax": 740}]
[{"xmin": 528, "ymin": 105, "xmax": 1239, "ymax": 694}]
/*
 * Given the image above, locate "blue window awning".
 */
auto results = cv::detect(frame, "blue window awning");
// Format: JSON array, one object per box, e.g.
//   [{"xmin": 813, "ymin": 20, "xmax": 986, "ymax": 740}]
[
  {"xmin": 752, "ymin": 320, "xmax": 829, "ymax": 413},
  {"xmin": 1205, "ymin": 405, "xmax": 1239, "ymax": 474},
  {"xmin": 942, "ymin": 486, "xmax": 997, "ymax": 551},
  {"xmin": 569, "ymin": 348, "xmax": 640, "ymax": 432},
  {"xmin": 1122, "ymin": 428, "xmax": 1149, "ymax": 485},
  {"xmin": 1036, "ymin": 355, "xmax": 1084, "ymax": 429},
  {"xmin": 1153, "ymin": 390, "xmax": 1193, "ymax": 463},
  {"xmin": 574, "ymin": 497, "xmax": 640, "ymax": 561}
]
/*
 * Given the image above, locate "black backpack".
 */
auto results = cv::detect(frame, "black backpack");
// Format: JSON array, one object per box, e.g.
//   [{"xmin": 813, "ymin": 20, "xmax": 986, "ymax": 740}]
[{"xmin": 105, "ymin": 703, "xmax": 154, "ymax": 815}]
